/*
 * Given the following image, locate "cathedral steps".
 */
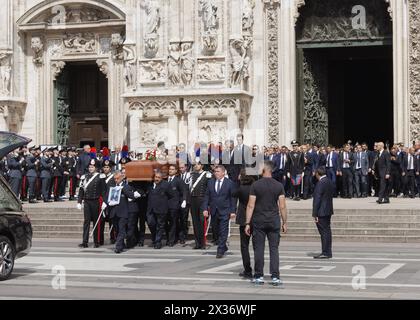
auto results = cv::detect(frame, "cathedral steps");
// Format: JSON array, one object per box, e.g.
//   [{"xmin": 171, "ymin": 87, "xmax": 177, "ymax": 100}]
[{"xmin": 24, "ymin": 201, "xmax": 420, "ymax": 243}]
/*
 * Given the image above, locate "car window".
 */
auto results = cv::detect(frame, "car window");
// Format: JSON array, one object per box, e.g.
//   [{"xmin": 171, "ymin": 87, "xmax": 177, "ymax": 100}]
[{"xmin": 0, "ymin": 179, "xmax": 21, "ymax": 212}]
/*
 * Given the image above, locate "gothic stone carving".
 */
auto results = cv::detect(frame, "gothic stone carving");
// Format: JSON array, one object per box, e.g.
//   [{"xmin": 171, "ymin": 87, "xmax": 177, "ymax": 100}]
[
  {"xmin": 51, "ymin": 61, "xmax": 66, "ymax": 80},
  {"xmin": 129, "ymin": 100, "xmax": 179, "ymax": 118},
  {"xmin": 96, "ymin": 59, "xmax": 109, "ymax": 78},
  {"xmin": 295, "ymin": 0, "xmax": 392, "ymax": 43},
  {"xmin": 199, "ymin": 0, "xmax": 219, "ymax": 55},
  {"xmin": 140, "ymin": 60, "xmax": 167, "ymax": 83},
  {"xmin": 197, "ymin": 58, "xmax": 225, "ymax": 82},
  {"xmin": 242, "ymin": 0, "xmax": 255, "ymax": 36},
  {"xmin": 31, "ymin": 36, "xmax": 44, "ymax": 66},
  {"xmin": 30, "ymin": 4, "xmax": 118, "ymax": 24},
  {"xmin": 140, "ymin": 120, "xmax": 168, "ymax": 147},
  {"xmin": 63, "ymin": 33, "xmax": 96, "ymax": 54},
  {"xmin": 0, "ymin": 52, "xmax": 12, "ymax": 96},
  {"xmin": 57, "ymin": 100, "xmax": 70, "ymax": 145},
  {"xmin": 302, "ymin": 52, "xmax": 328, "ymax": 146},
  {"xmin": 187, "ymin": 99, "xmax": 238, "ymax": 116},
  {"xmin": 198, "ymin": 119, "xmax": 228, "ymax": 143},
  {"xmin": 124, "ymin": 44, "xmax": 138, "ymax": 90},
  {"xmin": 229, "ymin": 37, "xmax": 252, "ymax": 87},
  {"xmin": 110, "ymin": 33, "xmax": 124, "ymax": 60},
  {"xmin": 409, "ymin": 0, "xmax": 420, "ymax": 141},
  {"xmin": 168, "ymin": 41, "xmax": 195, "ymax": 86},
  {"xmin": 264, "ymin": 0, "xmax": 280, "ymax": 145},
  {"xmin": 143, "ymin": 0, "xmax": 161, "ymax": 58}
]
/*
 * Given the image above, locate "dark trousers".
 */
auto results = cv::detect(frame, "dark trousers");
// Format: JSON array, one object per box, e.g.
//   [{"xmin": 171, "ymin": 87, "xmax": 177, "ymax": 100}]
[
  {"xmin": 178, "ymin": 205, "xmax": 190, "ymax": 242},
  {"xmin": 114, "ymin": 216, "xmax": 128, "ymax": 251},
  {"xmin": 326, "ymin": 167, "xmax": 337, "ymax": 195},
  {"xmin": 190, "ymin": 197, "xmax": 205, "ymax": 248},
  {"xmin": 166, "ymin": 209, "xmax": 178, "ymax": 244},
  {"xmin": 341, "ymin": 168, "xmax": 353, "ymax": 197},
  {"xmin": 21, "ymin": 176, "xmax": 28, "ymax": 199},
  {"xmin": 27, "ymin": 176, "xmax": 37, "ymax": 200},
  {"xmin": 252, "ymin": 219, "xmax": 280, "ymax": 279},
  {"xmin": 303, "ymin": 170, "xmax": 313, "ymax": 198},
  {"xmin": 41, "ymin": 177, "xmax": 51, "ymax": 200},
  {"xmin": 82, "ymin": 199, "xmax": 101, "ymax": 245},
  {"xmin": 354, "ymin": 169, "xmax": 367, "ymax": 197},
  {"xmin": 153, "ymin": 211, "xmax": 166, "ymax": 245},
  {"xmin": 240, "ymin": 226, "xmax": 252, "ymax": 274},
  {"xmin": 9, "ymin": 177, "xmax": 22, "ymax": 198},
  {"xmin": 214, "ymin": 212, "xmax": 230, "ymax": 255},
  {"xmin": 52, "ymin": 176, "xmax": 62, "ymax": 200},
  {"xmin": 211, "ymin": 215, "xmax": 219, "ymax": 243},
  {"xmin": 404, "ymin": 171, "xmax": 416, "ymax": 196},
  {"xmin": 147, "ymin": 211, "xmax": 157, "ymax": 243},
  {"xmin": 378, "ymin": 176, "xmax": 390, "ymax": 201},
  {"xmin": 107, "ymin": 208, "xmax": 118, "ymax": 242},
  {"xmin": 61, "ymin": 175, "xmax": 68, "ymax": 197},
  {"xmin": 68, "ymin": 176, "xmax": 77, "ymax": 198},
  {"xmin": 316, "ymin": 216, "xmax": 332, "ymax": 257},
  {"xmin": 137, "ymin": 211, "xmax": 146, "ymax": 243},
  {"xmin": 127, "ymin": 211, "xmax": 139, "ymax": 248},
  {"xmin": 390, "ymin": 171, "xmax": 401, "ymax": 195}
]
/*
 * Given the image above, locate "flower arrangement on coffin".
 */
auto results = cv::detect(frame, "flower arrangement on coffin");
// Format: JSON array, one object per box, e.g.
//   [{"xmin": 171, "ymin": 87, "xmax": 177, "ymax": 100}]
[{"xmin": 145, "ymin": 149, "xmax": 157, "ymax": 161}]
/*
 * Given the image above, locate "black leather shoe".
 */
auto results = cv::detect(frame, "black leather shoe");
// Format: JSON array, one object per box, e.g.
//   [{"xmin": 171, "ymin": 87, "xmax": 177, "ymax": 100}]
[
  {"xmin": 138, "ymin": 241, "xmax": 144, "ymax": 247},
  {"xmin": 216, "ymin": 254, "xmax": 224, "ymax": 259},
  {"xmin": 114, "ymin": 249, "xmax": 123, "ymax": 254},
  {"xmin": 44, "ymin": 199, "xmax": 53, "ymax": 203},
  {"xmin": 180, "ymin": 240, "xmax": 186, "ymax": 245},
  {"xmin": 167, "ymin": 242, "xmax": 175, "ymax": 247},
  {"xmin": 193, "ymin": 245, "xmax": 202, "ymax": 250},
  {"xmin": 94, "ymin": 244, "xmax": 100, "ymax": 248},
  {"xmin": 78, "ymin": 243, "xmax": 88, "ymax": 248},
  {"xmin": 154, "ymin": 243, "xmax": 162, "ymax": 249},
  {"xmin": 314, "ymin": 254, "xmax": 332, "ymax": 259}
]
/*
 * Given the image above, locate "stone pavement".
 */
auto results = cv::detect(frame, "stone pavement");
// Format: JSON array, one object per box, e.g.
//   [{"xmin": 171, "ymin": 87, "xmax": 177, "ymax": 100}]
[{"xmin": 2, "ymin": 239, "xmax": 420, "ymax": 300}]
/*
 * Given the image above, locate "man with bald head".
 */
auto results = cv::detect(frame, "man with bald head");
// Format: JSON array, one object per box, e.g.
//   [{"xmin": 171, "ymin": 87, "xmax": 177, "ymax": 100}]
[{"xmin": 374, "ymin": 142, "xmax": 391, "ymax": 204}]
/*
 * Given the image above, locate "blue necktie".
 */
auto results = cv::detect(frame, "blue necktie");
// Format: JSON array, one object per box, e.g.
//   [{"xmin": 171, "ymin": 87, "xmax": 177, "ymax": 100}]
[{"xmin": 217, "ymin": 180, "xmax": 221, "ymax": 193}]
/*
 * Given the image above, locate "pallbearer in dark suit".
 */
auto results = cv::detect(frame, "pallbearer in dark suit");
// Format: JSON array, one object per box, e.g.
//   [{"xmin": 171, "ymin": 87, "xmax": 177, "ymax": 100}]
[
  {"xmin": 166, "ymin": 164, "xmax": 187, "ymax": 247},
  {"xmin": 201, "ymin": 165, "xmax": 237, "ymax": 258},
  {"xmin": 146, "ymin": 170, "xmax": 175, "ymax": 249},
  {"xmin": 353, "ymin": 145, "xmax": 370, "ymax": 198},
  {"xmin": 107, "ymin": 171, "xmax": 142, "ymax": 253},
  {"xmin": 312, "ymin": 167, "xmax": 334, "ymax": 259},
  {"xmin": 374, "ymin": 142, "xmax": 391, "ymax": 204},
  {"xmin": 178, "ymin": 162, "xmax": 192, "ymax": 245}
]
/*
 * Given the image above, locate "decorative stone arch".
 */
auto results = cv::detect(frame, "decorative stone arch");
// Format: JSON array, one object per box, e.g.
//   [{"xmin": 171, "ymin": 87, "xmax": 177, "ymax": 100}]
[
  {"xmin": 288, "ymin": 0, "xmax": 410, "ymax": 145},
  {"xmin": 16, "ymin": 0, "xmax": 128, "ymax": 147}
]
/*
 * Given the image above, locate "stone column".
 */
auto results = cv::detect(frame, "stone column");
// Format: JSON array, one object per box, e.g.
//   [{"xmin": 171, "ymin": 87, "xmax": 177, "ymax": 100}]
[
  {"xmin": 391, "ymin": 0, "xmax": 410, "ymax": 143},
  {"xmin": 280, "ymin": 0, "xmax": 297, "ymax": 145},
  {"xmin": 0, "ymin": 106, "xmax": 7, "ymax": 131}
]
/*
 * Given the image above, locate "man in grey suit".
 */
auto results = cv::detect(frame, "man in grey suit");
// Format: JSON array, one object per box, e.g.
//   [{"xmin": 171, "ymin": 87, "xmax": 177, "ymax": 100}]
[
  {"xmin": 353, "ymin": 144, "xmax": 370, "ymax": 198},
  {"xmin": 312, "ymin": 167, "xmax": 334, "ymax": 259}
]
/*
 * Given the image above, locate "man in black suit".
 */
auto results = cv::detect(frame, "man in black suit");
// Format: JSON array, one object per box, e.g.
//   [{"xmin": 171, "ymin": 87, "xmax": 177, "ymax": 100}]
[
  {"xmin": 338, "ymin": 144, "xmax": 354, "ymax": 199},
  {"xmin": 312, "ymin": 167, "xmax": 334, "ymax": 259},
  {"xmin": 107, "ymin": 171, "xmax": 141, "ymax": 253},
  {"xmin": 146, "ymin": 170, "xmax": 175, "ymax": 249},
  {"xmin": 374, "ymin": 142, "xmax": 391, "ymax": 204},
  {"xmin": 201, "ymin": 165, "xmax": 237, "ymax": 258},
  {"xmin": 166, "ymin": 164, "xmax": 187, "ymax": 247},
  {"xmin": 77, "ymin": 145, "xmax": 92, "ymax": 178},
  {"xmin": 402, "ymin": 147, "xmax": 419, "ymax": 198}
]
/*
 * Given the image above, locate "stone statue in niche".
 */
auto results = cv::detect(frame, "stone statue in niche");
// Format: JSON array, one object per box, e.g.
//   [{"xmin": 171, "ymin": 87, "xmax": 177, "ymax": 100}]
[
  {"xmin": 199, "ymin": 0, "xmax": 219, "ymax": 32},
  {"xmin": 180, "ymin": 42, "xmax": 195, "ymax": 86},
  {"xmin": 110, "ymin": 33, "xmax": 125, "ymax": 60},
  {"xmin": 242, "ymin": 0, "xmax": 255, "ymax": 35},
  {"xmin": 168, "ymin": 42, "xmax": 181, "ymax": 86},
  {"xmin": 124, "ymin": 45, "xmax": 137, "ymax": 89},
  {"xmin": 143, "ymin": 0, "xmax": 161, "ymax": 58},
  {"xmin": 0, "ymin": 52, "xmax": 11, "ymax": 96},
  {"xmin": 31, "ymin": 37, "xmax": 44, "ymax": 65},
  {"xmin": 229, "ymin": 38, "xmax": 251, "ymax": 86}
]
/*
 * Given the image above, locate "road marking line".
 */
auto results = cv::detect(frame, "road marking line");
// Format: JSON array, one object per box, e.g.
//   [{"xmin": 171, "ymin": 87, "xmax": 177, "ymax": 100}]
[
  {"xmin": 281, "ymin": 265, "xmax": 336, "ymax": 272},
  {"xmin": 370, "ymin": 263, "xmax": 405, "ymax": 279}
]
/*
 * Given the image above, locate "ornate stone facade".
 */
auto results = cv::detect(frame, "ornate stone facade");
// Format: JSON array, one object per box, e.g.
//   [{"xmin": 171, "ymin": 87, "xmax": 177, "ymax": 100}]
[{"xmin": 0, "ymin": 0, "xmax": 414, "ymax": 150}]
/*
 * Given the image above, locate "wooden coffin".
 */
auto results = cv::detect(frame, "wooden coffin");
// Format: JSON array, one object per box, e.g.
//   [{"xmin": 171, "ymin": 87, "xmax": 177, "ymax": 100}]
[{"xmin": 124, "ymin": 160, "xmax": 169, "ymax": 182}]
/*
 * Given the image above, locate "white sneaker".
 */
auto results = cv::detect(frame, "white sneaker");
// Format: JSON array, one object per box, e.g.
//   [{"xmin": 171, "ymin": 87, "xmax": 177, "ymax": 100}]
[
  {"xmin": 271, "ymin": 277, "xmax": 283, "ymax": 286},
  {"xmin": 252, "ymin": 277, "xmax": 264, "ymax": 285}
]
